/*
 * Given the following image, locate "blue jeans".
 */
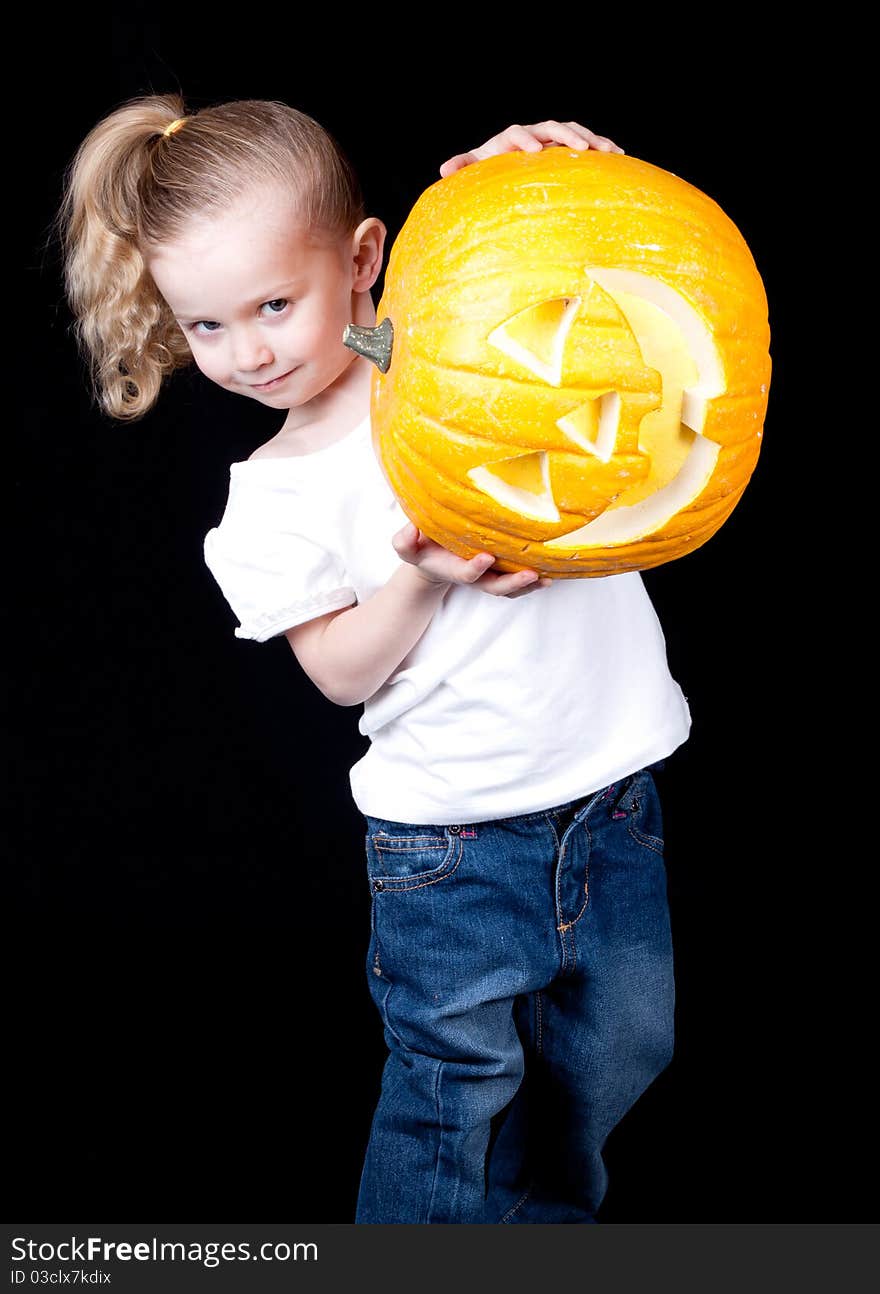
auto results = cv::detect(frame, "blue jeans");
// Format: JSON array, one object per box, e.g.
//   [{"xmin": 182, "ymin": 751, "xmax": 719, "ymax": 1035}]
[{"xmin": 355, "ymin": 765, "xmax": 675, "ymax": 1224}]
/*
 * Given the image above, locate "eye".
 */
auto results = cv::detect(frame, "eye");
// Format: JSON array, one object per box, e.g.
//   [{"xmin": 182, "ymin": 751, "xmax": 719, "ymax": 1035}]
[{"xmin": 185, "ymin": 299, "xmax": 291, "ymax": 336}]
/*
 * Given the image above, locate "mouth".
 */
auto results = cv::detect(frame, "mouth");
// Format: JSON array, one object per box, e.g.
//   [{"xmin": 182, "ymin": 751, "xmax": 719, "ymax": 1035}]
[{"xmin": 250, "ymin": 369, "xmax": 295, "ymax": 391}]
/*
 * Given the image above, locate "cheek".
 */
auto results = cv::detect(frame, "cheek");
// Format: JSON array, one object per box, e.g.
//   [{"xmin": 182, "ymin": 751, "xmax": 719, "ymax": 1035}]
[
  {"xmin": 316, "ymin": 304, "xmax": 355, "ymax": 352},
  {"xmin": 283, "ymin": 316, "xmax": 335, "ymax": 363},
  {"xmin": 296, "ymin": 308, "xmax": 334, "ymax": 341},
  {"xmin": 189, "ymin": 346, "xmax": 228, "ymax": 381}
]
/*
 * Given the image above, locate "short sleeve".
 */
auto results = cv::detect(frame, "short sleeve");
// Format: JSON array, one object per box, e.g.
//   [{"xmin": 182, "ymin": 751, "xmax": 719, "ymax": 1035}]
[{"xmin": 203, "ymin": 478, "xmax": 357, "ymax": 642}]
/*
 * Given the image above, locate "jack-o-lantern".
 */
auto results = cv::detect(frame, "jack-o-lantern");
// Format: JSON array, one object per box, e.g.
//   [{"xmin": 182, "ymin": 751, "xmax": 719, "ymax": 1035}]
[{"xmin": 344, "ymin": 149, "xmax": 770, "ymax": 576}]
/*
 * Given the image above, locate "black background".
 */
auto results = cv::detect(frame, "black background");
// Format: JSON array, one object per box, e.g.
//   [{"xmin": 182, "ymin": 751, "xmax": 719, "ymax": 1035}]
[{"xmin": 10, "ymin": 12, "xmax": 858, "ymax": 1224}]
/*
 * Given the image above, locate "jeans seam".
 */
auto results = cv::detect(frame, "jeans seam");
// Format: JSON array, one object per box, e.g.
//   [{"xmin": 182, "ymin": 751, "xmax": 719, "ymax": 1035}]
[
  {"xmin": 496, "ymin": 990, "xmax": 540, "ymax": 1220},
  {"xmin": 376, "ymin": 976, "xmax": 406, "ymax": 1051},
  {"xmin": 566, "ymin": 823, "xmax": 592, "ymax": 931},
  {"xmin": 426, "ymin": 1060, "xmax": 445, "ymax": 1224},
  {"xmin": 627, "ymin": 825, "xmax": 664, "ymax": 854},
  {"xmin": 375, "ymin": 837, "xmax": 448, "ymax": 851},
  {"xmin": 499, "ymin": 1185, "xmax": 533, "ymax": 1223}
]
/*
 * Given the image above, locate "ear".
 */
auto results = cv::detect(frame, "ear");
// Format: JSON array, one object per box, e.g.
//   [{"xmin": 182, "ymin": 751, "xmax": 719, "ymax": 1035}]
[{"xmin": 350, "ymin": 218, "xmax": 387, "ymax": 293}]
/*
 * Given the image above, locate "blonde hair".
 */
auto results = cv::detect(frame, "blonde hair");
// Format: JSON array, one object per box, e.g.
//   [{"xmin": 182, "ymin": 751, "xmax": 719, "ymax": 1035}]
[{"xmin": 54, "ymin": 93, "xmax": 367, "ymax": 422}]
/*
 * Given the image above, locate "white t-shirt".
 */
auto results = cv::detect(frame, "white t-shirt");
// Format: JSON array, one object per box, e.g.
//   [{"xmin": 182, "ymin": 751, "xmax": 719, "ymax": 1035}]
[{"xmin": 203, "ymin": 413, "xmax": 691, "ymax": 824}]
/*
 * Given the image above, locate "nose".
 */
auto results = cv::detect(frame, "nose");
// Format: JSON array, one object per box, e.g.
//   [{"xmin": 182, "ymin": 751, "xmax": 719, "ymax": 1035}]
[{"xmin": 230, "ymin": 328, "xmax": 274, "ymax": 376}]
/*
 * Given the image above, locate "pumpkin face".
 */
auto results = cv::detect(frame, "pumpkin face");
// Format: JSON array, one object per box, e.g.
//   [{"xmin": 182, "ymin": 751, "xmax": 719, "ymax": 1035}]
[{"xmin": 346, "ymin": 149, "xmax": 771, "ymax": 576}]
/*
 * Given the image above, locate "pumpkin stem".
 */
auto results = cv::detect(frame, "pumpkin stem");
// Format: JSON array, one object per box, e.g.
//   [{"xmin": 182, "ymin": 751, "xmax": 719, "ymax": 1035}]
[{"xmin": 342, "ymin": 317, "xmax": 394, "ymax": 373}]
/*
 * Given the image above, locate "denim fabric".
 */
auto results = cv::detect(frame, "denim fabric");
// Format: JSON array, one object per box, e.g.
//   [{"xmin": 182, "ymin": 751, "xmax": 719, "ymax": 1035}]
[{"xmin": 355, "ymin": 765, "xmax": 675, "ymax": 1224}]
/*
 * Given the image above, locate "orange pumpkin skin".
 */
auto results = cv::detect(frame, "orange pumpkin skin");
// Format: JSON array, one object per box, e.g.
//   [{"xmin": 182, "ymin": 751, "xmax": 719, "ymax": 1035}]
[{"xmin": 370, "ymin": 149, "xmax": 771, "ymax": 576}]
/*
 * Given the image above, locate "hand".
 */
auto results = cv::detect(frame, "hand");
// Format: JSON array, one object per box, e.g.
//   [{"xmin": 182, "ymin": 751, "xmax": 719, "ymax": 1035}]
[
  {"xmin": 439, "ymin": 120, "xmax": 624, "ymax": 178},
  {"xmin": 392, "ymin": 523, "xmax": 552, "ymax": 599}
]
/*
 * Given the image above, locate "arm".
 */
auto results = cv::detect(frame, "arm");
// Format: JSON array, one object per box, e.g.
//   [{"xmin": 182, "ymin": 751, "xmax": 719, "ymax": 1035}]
[
  {"xmin": 286, "ymin": 523, "xmax": 551, "ymax": 707},
  {"xmin": 286, "ymin": 563, "xmax": 449, "ymax": 707}
]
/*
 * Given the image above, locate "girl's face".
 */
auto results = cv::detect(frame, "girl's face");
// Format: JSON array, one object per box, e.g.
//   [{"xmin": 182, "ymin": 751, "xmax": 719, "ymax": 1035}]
[{"xmin": 147, "ymin": 184, "xmax": 383, "ymax": 414}]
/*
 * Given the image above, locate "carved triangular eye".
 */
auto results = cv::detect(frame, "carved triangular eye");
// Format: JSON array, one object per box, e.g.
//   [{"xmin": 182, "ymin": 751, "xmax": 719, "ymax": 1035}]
[
  {"xmin": 557, "ymin": 392, "xmax": 620, "ymax": 462},
  {"xmin": 487, "ymin": 296, "xmax": 581, "ymax": 386},
  {"xmin": 467, "ymin": 451, "xmax": 560, "ymax": 523}
]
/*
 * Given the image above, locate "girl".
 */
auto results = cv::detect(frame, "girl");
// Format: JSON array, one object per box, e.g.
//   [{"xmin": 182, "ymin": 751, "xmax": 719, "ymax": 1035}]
[{"xmin": 56, "ymin": 95, "xmax": 688, "ymax": 1224}]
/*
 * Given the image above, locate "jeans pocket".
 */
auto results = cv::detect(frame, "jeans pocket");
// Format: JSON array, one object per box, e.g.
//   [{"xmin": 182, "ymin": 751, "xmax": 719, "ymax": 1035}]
[{"xmin": 365, "ymin": 818, "xmax": 464, "ymax": 889}]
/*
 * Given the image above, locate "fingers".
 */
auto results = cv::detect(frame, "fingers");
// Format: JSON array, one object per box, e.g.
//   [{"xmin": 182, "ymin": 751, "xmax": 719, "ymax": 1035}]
[
  {"xmin": 475, "ymin": 565, "xmax": 554, "ymax": 597},
  {"xmin": 488, "ymin": 125, "xmax": 544, "ymax": 156},
  {"xmin": 391, "ymin": 521, "xmax": 420, "ymax": 557},
  {"xmin": 462, "ymin": 552, "xmax": 545, "ymax": 595},
  {"xmin": 542, "ymin": 120, "xmax": 624, "ymax": 153},
  {"xmin": 506, "ymin": 575, "xmax": 554, "ymax": 598},
  {"xmin": 439, "ymin": 151, "xmax": 477, "ymax": 177},
  {"xmin": 464, "ymin": 552, "xmax": 496, "ymax": 579},
  {"xmin": 514, "ymin": 121, "xmax": 624, "ymax": 153},
  {"xmin": 440, "ymin": 121, "xmax": 625, "ymax": 176},
  {"xmin": 393, "ymin": 524, "xmax": 553, "ymax": 594}
]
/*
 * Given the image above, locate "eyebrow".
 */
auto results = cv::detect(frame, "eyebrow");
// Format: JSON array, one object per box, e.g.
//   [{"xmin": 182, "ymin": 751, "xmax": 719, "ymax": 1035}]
[{"xmin": 173, "ymin": 280, "xmax": 301, "ymax": 322}]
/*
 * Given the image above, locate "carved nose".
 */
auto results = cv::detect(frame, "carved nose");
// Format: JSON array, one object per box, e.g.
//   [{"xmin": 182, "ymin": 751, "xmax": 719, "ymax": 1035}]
[{"xmin": 342, "ymin": 317, "xmax": 394, "ymax": 373}]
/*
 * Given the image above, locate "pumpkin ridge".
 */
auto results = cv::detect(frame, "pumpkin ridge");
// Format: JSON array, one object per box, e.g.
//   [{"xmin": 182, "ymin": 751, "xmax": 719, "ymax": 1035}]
[
  {"xmin": 390, "ymin": 263, "xmax": 617, "ymax": 296},
  {"xmin": 392, "ymin": 397, "xmax": 534, "ymax": 453},
  {"xmin": 393, "ymin": 204, "xmax": 755, "ymax": 266},
  {"xmin": 392, "ymin": 395, "xmax": 649, "ymax": 470},
  {"xmin": 391, "ymin": 383, "xmax": 657, "ymax": 463},
  {"xmin": 396, "ymin": 346, "xmax": 658, "ymax": 393}
]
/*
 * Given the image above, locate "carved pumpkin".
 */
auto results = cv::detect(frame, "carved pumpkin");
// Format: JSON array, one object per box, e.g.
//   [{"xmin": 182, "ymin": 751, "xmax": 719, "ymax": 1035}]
[{"xmin": 344, "ymin": 149, "xmax": 770, "ymax": 576}]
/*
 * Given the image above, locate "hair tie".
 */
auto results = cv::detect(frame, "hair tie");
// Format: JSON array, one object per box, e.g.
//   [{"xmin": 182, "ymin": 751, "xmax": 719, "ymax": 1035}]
[{"xmin": 162, "ymin": 117, "xmax": 188, "ymax": 138}]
